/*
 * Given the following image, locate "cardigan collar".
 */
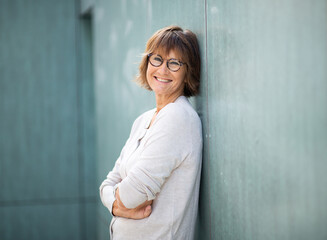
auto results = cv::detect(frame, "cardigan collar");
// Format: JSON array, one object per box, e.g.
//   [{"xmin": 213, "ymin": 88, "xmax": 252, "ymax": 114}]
[{"xmin": 143, "ymin": 95, "xmax": 188, "ymax": 129}]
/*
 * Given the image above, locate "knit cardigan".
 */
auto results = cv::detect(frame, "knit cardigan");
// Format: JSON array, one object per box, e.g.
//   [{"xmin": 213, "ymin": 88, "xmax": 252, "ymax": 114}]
[{"xmin": 99, "ymin": 96, "xmax": 203, "ymax": 240}]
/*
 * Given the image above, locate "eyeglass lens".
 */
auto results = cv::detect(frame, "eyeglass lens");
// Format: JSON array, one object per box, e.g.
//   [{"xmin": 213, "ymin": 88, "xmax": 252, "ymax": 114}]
[{"xmin": 149, "ymin": 54, "xmax": 182, "ymax": 72}]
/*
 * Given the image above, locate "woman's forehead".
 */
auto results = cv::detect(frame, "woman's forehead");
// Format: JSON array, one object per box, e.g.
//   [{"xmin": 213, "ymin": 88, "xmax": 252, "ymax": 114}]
[{"xmin": 154, "ymin": 47, "xmax": 183, "ymax": 59}]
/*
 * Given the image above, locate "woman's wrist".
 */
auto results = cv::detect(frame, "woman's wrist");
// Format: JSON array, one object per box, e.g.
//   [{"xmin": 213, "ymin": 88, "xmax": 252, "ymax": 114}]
[{"xmin": 112, "ymin": 200, "xmax": 118, "ymax": 216}]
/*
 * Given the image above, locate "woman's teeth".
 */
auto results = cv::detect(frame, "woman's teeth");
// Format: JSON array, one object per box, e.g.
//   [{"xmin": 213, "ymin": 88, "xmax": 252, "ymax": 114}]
[{"xmin": 156, "ymin": 77, "xmax": 171, "ymax": 83}]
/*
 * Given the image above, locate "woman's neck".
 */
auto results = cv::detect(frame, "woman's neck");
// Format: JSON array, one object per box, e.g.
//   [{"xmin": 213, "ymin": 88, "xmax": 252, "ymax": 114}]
[{"xmin": 155, "ymin": 93, "xmax": 183, "ymax": 112}]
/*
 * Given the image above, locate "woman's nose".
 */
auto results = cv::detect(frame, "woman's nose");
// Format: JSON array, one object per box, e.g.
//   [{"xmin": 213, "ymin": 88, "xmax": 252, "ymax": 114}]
[{"xmin": 158, "ymin": 61, "xmax": 170, "ymax": 74}]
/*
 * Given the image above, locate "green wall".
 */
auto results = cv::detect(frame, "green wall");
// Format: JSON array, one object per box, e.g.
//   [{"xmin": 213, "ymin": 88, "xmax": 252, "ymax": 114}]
[
  {"xmin": 1, "ymin": 0, "xmax": 326, "ymax": 239},
  {"xmin": 0, "ymin": 0, "xmax": 96, "ymax": 239},
  {"xmin": 201, "ymin": 1, "xmax": 327, "ymax": 239}
]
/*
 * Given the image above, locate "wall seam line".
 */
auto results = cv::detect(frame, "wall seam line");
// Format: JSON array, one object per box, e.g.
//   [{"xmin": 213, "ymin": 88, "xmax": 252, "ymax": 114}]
[
  {"xmin": 0, "ymin": 197, "xmax": 97, "ymax": 207},
  {"xmin": 204, "ymin": 0, "xmax": 212, "ymax": 239},
  {"xmin": 74, "ymin": 0, "xmax": 86, "ymax": 239}
]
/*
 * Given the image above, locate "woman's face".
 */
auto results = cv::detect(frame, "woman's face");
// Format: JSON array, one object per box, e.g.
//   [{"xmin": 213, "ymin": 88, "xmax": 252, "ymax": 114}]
[{"xmin": 146, "ymin": 49, "xmax": 186, "ymax": 99}]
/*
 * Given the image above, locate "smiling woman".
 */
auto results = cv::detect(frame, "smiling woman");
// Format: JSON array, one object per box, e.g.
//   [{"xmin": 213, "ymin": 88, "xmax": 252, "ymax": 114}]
[
  {"xmin": 99, "ymin": 25, "xmax": 202, "ymax": 240},
  {"xmin": 137, "ymin": 25, "xmax": 201, "ymax": 98},
  {"xmin": 146, "ymin": 50, "xmax": 187, "ymax": 110}
]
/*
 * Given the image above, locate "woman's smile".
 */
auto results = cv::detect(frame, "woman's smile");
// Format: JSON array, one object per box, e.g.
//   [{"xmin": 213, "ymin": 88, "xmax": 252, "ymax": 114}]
[{"xmin": 154, "ymin": 76, "xmax": 172, "ymax": 83}]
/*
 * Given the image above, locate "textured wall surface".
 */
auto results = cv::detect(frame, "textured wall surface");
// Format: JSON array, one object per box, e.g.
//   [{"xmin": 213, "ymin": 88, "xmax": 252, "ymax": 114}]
[
  {"xmin": 0, "ymin": 0, "xmax": 96, "ymax": 239},
  {"xmin": 203, "ymin": 0, "xmax": 327, "ymax": 239},
  {"xmin": 1, "ymin": 0, "xmax": 327, "ymax": 239}
]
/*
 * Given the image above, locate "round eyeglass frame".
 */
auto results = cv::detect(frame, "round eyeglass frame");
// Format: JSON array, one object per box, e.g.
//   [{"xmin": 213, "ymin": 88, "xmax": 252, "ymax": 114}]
[{"xmin": 147, "ymin": 53, "xmax": 186, "ymax": 72}]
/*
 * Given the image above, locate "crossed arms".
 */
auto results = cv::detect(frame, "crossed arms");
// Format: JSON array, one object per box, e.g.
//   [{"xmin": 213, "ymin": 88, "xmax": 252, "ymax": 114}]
[
  {"xmin": 112, "ymin": 188, "xmax": 153, "ymax": 219},
  {"xmin": 99, "ymin": 108, "xmax": 188, "ymax": 220}
]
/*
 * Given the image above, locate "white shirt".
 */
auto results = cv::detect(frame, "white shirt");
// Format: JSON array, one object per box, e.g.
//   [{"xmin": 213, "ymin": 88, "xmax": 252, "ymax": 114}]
[{"xmin": 99, "ymin": 96, "xmax": 203, "ymax": 240}]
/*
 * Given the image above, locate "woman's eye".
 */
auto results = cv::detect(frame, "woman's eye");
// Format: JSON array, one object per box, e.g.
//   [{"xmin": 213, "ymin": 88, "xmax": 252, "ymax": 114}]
[
  {"xmin": 154, "ymin": 57, "xmax": 162, "ymax": 62},
  {"xmin": 170, "ymin": 61, "xmax": 180, "ymax": 66}
]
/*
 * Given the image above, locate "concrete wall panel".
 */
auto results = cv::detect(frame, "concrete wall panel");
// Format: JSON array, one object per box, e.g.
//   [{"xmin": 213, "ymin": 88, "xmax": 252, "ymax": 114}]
[
  {"xmin": 0, "ymin": 204, "xmax": 81, "ymax": 240},
  {"xmin": 205, "ymin": 0, "xmax": 327, "ymax": 239},
  {"xmin": 0, "ymin": 0, "xmax": 96, "ymax": 239}
]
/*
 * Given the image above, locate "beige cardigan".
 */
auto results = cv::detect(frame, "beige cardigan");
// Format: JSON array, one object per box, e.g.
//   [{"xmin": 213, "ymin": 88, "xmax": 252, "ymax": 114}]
[{"xmin": 99, "ymin": 96, "xmax": 203, "ymax": 240}]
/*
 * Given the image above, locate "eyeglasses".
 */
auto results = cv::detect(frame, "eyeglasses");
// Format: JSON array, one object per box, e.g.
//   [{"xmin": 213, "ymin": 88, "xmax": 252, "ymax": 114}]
[{"xmin": 147, "ymin": 53, "xmax": 186, "ymax": 72}]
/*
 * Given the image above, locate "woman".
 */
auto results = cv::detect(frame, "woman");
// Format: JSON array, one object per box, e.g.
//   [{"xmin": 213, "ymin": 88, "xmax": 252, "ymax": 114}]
[{"xmin": 100, "ymin": 25, "xmax": 202, "ymax": 240}]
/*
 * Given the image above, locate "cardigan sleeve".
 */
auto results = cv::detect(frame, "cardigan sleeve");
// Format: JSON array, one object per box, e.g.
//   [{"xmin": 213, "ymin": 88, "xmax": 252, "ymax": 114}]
[
  {"xmin": 99, "ymin": 110, "xmax": 156, "ymax": 214},
  {"xmin": 99, "ymin": 146, "xmax": 124, "ymax": 215},
  {"xmin": 99, "ymin": 113, "xmax": 148, "ymax": 213},
  {"xmin": 118, "ymin": 106, "xmax": 192, "ymax": 209}
]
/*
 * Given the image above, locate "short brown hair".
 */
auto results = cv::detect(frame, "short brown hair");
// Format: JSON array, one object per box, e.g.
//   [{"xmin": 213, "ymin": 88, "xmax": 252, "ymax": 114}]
[{"xmin": 135, "ymin": 25, "xmax": 201, "ymax": 97}]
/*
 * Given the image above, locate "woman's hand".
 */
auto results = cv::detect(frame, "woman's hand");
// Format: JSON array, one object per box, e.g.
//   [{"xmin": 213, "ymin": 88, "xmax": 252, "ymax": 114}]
[{"xmin": 112, "ymin": 188, "xmax": 153, "ymax": 219}]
